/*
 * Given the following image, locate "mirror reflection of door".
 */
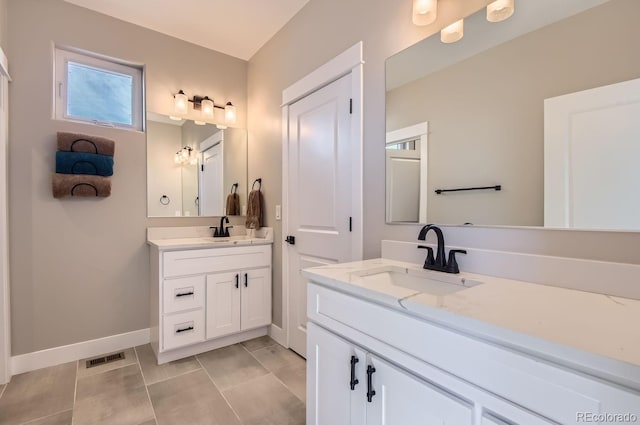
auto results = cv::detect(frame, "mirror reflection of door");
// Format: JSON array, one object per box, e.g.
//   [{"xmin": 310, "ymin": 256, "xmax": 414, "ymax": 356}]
[
  {"xmin": 386, "ymin": 142, "xmax": 421, "ymax": 222},
  {"xmin": 200, "ymin": 141, "xmax": 224, "ymax": 216}
]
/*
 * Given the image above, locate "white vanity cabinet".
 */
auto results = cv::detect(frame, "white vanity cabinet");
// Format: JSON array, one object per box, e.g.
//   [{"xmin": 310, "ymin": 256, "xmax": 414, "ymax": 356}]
[
  {"xmin": 308, "ymin": 322, "xmax": 472, "ymax": 425},
  {"xmin": 206, "ymin": 267, "xmax": 271, "ymax": 339},
  {"xmin": 149, "ymin": 243, "xmax": 272, "ymax": 364},
  {"xmin": 306, "ymin": 281, "xmax": 640, "ymax": 425}
]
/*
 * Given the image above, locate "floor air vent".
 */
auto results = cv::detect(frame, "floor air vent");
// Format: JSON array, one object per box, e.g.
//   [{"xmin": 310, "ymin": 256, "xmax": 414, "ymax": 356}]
[{"xmin": 86, "ymin": 351, "xmax": 125, "ymax": 369}]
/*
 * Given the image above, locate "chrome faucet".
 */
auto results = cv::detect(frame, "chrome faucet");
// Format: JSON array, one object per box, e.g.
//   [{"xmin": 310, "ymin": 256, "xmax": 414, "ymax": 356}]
[
  {"xmin": 417, "ymin": 224, "xmax": 466, "ymax": 274},
  {"xmin": 210, "ymin": 216, "xmax": 232, "ymax": 238}
]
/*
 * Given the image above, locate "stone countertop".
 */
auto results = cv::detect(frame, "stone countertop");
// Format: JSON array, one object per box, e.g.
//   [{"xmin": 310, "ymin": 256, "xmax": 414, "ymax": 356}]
[
  {"xmin": 147, "ymin": 226, "xmax": 274, "ymax": 250},
  {"xmin": 302, "ymin": 258, "xmax": 640, "ymax": 388}
]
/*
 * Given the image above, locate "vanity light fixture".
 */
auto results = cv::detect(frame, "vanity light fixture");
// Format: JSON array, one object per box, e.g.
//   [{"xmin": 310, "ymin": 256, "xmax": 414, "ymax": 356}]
[
  {"xmin": 174, "ymin": 146, "xmax": 198, "ymax": 165},
  {"xmin": 194, "ymin": 120, "xmax": 206, "ymax": 126},
  {"xmin": 412, "ymin": 0, "xmax": 437, "ymax": 26},
  {"xmin": 224, "ymin": 102, "xmax": 237, "ymax": 125},
  {"xmin": 487, "ymin": 0, "xmax": 514, "ymax": 23},
  {"xmin": 169, "ymin": 116, "xmax": 182, "ymax": 121},
  {"xmin": 441, "ymin": 18, "xmax": 464, "ymax": 43},
  {"xmin": 173, "ymin": 90, "xmax": 188, "ymax": 115},
  {"xmin": 172, "ymin": 90, "xmax": 237, "ymax": 126},
  {"xmin": 201, "ymin": 96, "xmax": 214, "ymax": 119}
]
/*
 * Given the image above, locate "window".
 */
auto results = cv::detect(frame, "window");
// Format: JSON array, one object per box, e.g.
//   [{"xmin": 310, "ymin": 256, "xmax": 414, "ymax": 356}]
[{"xmin": 54, "ymin": 47, "xmax": 143, "ymax": 130}]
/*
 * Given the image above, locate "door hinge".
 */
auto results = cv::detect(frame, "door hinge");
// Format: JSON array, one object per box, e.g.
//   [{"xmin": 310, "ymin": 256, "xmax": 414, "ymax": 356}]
[
  {"xmin": 349, "ymin": 217, "xmax": 352, "ymax": 232},
  {"xmin": 201, "ymin": 164, "xmax": 204, "ymax": 172},
  {"xmin": 349, "ymin": 98, "xmax": 353, "ymax": 114}
]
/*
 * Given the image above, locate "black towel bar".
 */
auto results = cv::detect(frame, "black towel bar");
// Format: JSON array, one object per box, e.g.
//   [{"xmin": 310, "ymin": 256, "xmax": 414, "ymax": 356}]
[{"xmin": 435, "ymin": 185, "xmax": 501, "ymax": 194}]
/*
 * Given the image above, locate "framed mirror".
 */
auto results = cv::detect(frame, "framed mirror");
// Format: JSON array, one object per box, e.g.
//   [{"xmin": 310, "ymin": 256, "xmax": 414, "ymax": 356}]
[
  {"xmin": 385, "ymin": 0, "xmax": 640, "ymax": 230},
  {"xmin": 146, "ymin": 112, "xmax": 248, "ymax": 217}
]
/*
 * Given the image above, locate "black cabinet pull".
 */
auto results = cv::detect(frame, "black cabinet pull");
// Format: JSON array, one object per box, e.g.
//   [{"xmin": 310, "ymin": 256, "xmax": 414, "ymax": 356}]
[
  {"xmin": 366, "ymin": 365, "xmax": 376, "ymax": 402},
  {"xmin": 244, "ymin": 273, "xmax": 248, "ymax": 287},
  {"xmin": 235, "ymin": 274, "xmax": 239, "ymax": 289},
  {"xmin": 175, "ymin": 326, "xmax": 194, "ymax": 334},
  {"xmin": 175, "ymin": 291, "xmax": 194, "ymax": 297},
  {"xmin": 350, "ymin": 356, "xmax": 359, "ymax": 390}
]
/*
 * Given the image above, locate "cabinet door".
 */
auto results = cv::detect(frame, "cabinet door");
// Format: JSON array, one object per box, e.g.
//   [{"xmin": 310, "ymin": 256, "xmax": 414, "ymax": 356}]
[
  {"xmin": 366, "ymin": 355, "xmax": 472, "ymax": 425},
  {"xmin": 206, "ymin": 271, "xmax": 241, "ymax": 339},
  {"xmin": 240, "ymin": 267, "xmax": 272, "ymax": 331},
  {"xmin": 307, "ymin": 322, "xmax": 366, "ymax": 425}
]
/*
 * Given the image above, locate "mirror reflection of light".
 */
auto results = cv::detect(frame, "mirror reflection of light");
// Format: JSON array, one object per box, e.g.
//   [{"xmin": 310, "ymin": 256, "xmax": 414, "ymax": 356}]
[{"xmin": 487, "ymin": 0, "xmax": 515, "ymax": 23}]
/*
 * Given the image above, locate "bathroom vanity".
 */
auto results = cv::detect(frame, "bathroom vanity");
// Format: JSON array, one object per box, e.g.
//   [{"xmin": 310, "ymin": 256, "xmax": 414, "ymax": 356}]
[
  {"xmin": 304, "ymin": 248, "xmax": 640, "ymax": 424},
  {"xmin": 147, "ymin": 226, "xmax": 273, "ymax": 364}
]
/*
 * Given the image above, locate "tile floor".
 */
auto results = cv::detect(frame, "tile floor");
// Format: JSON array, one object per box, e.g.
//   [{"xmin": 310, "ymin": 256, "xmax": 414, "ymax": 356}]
[{"xmin": 0, "ymin": 336, "xmax": 306, "ymax": 425}]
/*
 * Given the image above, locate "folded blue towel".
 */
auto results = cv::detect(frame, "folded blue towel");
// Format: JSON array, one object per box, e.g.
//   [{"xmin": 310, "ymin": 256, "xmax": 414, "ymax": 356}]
[{"xmin": 55, "ymin": 151, "xmax": 114, "ymax": 177}]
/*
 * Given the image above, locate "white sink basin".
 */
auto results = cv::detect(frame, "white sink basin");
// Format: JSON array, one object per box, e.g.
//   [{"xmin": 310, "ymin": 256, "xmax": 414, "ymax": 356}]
[{"xmin": 351, "ymin": 265, "xmax": 482, "ymax": 296}]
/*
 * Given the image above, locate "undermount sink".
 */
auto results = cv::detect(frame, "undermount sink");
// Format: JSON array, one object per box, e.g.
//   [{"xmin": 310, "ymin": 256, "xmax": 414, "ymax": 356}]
[
  {"xmin": 199, "ymin": 235, "xmax": 253, "ymax": 244},
  {"xmin": 351, "ymin": 265, "xmax": 482, "ymax": 296}
]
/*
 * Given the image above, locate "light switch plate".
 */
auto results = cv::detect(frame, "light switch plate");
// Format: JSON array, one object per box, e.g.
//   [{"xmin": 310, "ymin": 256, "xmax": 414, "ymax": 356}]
[{"xmin": 275, "ymin": 205, "xmax": 281, "ymax": 220}]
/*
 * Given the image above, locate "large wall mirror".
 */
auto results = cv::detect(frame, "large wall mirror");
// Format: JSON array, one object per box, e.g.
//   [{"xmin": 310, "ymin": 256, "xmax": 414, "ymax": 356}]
[
  {"xmin": 385, "ymin": 0, "xmax": 640, "ymax": 230},
  {"xmin": 146, "ymin": 112, "xmax": 248, "ymax": 217}
]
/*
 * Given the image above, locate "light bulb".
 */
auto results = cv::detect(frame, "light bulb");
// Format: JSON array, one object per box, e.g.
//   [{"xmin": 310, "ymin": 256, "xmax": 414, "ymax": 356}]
[
  {"xmin": 441, "ymin": 19, "xmax": 464, "ymax": 43},
  {"xmin": 412, "ymin": 0, "xmax": 437, "ymax": 26},
  {"xmin": 225, "ymin": 102, "xmax": 237, "ymax": 125},
  {"xmin": 174, "ymin": 153, "xmax": 181, "ymax": 164},
  {"xmin": 181, "ymin": 148, "xmax": 189, "ymax": 159},
  {"xmin": 174, "ymin": 90, "xmax": 188, "ymax": 115},
  {"xmin": 201, "ymin": 97, "xmax": 214, "ymax": 119},
  {"xmin": 487, "ymin": 0, "xmax": 514, "ymax": 22}
]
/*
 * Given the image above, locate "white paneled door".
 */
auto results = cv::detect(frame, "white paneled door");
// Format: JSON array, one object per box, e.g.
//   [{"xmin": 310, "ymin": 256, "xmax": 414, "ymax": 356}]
[
  {"xmin": 200, "ymin": 141, "xmax": 223, "ymax": 217},
  {"xmin": 286, "ymin": 73, "xmax": 353, "ymax": 357},
  {"xmin": 544, "ymin": 77, "xmax": 640, "ymax": 229}
]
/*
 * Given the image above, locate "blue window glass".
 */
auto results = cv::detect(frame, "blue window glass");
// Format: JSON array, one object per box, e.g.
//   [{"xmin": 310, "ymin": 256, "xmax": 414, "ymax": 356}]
[{"xmin": 66, "ymin": 61, "xmax": 133, "ymax": 126}]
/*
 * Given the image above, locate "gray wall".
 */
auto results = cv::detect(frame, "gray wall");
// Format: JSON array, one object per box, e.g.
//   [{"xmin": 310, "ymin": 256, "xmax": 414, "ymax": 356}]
[
  {"xmin": 386, "ymin": 0, "xmax": 640, "ymax": 227},
  {"xmin": 7, "ymin": 0, "xmax": 247, "ymax": 355},
  {"xmin": 248, "ymin": 0, "xmax": 640, "ymax": 329}
]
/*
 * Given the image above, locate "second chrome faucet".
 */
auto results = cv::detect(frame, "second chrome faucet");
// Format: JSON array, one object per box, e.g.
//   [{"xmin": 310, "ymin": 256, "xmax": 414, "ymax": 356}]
[{"xmin": 417, "ymin": 224, "xmax": 466, "ymax": 274}]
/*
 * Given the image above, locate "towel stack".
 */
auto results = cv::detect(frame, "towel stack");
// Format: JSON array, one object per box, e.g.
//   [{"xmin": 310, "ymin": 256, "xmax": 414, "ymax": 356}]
[{"xmin": 52, "ymin": 132, "xmax": 115, "ymax": 198}]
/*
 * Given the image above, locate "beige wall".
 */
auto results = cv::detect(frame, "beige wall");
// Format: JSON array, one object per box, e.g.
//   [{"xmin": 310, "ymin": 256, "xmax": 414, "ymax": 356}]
[
  {"xmin": 0, "ymin": 0, "xmax": 7, "ymax": 52},
  {"xmin": 386, "ymin": 0, "xmax": 640, "ymax": 227},
  {"xmin": 7, "ymin": 0, "xmax": 247, "ymax": 355},
  {"xmin": 147, "ymin": 121, "xmax": 182, "ymax": 217},
  {"xmin": 248, "ymin": 0, "xmax": 640, "ymax": 329}
]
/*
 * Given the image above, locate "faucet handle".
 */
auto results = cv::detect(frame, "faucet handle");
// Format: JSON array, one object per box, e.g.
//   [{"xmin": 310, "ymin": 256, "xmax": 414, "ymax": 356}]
[
  {"xmin": 446, "ymin": 249, "xmax": 467, "ymax": 274},
  {"xmin": 417, "ymin": 245, "xmax": 435, "ymax": 267}
]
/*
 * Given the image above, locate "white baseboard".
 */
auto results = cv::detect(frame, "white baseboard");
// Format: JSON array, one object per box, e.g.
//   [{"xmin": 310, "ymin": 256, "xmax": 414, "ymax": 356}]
[
  {"xmin": 268, "ymin": 323, "xmax": 287, "ymax": 347},
  {"xmin": 11, "ymin": 328, "xmax": 150, "ymax": 376}
]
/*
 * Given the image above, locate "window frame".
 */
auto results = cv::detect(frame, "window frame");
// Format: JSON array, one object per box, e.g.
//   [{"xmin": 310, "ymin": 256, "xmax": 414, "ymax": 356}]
[{"xmin": 54, "ymin": 47, "xmax": 144, "ymax": 131}]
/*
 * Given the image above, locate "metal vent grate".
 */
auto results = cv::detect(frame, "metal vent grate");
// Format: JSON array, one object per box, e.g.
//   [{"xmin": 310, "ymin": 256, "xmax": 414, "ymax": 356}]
[{"xmin": 85, "ymin": 351, "xmax": 125, "ymax": 369}]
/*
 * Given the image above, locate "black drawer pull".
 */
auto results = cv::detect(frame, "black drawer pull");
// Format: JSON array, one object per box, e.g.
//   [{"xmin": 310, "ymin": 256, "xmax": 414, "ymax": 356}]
[
  {"xmin": 175, "ymin": 291, "xmax": 194, "ymax": 297},
  {"xmin": 175, "ymin": 326, "xmax": 194, "ymax": 334},
  {"xmin": 235, "ymin": 274, "xmax": 239, "ymax": 289},
  {"xmin": 244, "ymin": 273, "xmax": 248, "ymax": 287},
  {"xmin": 350, "ymin": 356, "xmax": 359, "ymax": 390},
  {"xmin": 366, "ymin": 365, "xmax": 376, "ymax": 402}
]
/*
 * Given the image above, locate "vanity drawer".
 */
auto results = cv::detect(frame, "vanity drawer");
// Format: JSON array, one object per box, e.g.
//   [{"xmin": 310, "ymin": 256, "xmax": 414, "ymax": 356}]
[
  {"xmin": 163, "ymin": 275, "xmax": 205, "ymax": 314},
  {"xmin": 163, "ymin": 245, "xmax": 271, "ymax": 277},
  {"xmin": 162, "ymin": 309, "xmax": 205, "ymax": 351}
]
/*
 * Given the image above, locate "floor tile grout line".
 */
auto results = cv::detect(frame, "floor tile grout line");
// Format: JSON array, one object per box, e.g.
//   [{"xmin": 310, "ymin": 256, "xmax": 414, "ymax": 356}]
[
  {"xmin": 194, "ymin": 354, "xmax": 244, "ymax": 425},
  {"xmin": 17, "ymin": 408, "xmax": 73, "ymax": 425},
  {"xmin": 241, "ymin": 343, "xmax": 306, "ymax": 403},
  {"xmin": 143, "ymin": 364, "xmax": 203, "ymax": 387},
  {"xmin": 134, "ymin": 346, "xmax": 159, "ymax": 425},
  {"xmin": 71, "ymin": 360, "xmax": 79, "ymax": 425}
]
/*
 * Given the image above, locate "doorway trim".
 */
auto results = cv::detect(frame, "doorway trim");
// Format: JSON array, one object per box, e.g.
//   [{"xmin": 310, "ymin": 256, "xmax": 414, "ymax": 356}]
[
  {"xmin": 277, "ymin": 41, "xmax": 364, "ymax": 347},
  {"xmin": 0, "ymin": 46, "xmax": 11, "ymax": 384}
]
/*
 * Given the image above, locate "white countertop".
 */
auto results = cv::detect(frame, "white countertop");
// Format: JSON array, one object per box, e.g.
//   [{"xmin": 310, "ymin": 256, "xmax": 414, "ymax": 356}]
[
  {"xmin": 302, "ymin": 258, "xmax": 640, "ymax": 385},
  {"xmin": 147, "ymin": 226, "xmax": 274, "ymax": 250}
]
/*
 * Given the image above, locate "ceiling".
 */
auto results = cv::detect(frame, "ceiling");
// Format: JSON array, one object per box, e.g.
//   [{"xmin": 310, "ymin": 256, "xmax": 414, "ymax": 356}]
[{"xmin": 63, "ymin": 0, "xmax": 311, "ymax": 61}]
